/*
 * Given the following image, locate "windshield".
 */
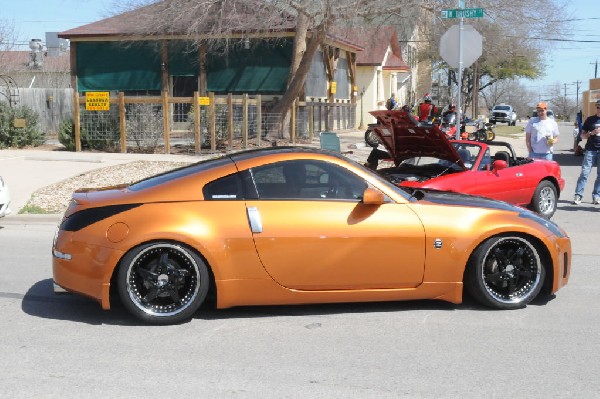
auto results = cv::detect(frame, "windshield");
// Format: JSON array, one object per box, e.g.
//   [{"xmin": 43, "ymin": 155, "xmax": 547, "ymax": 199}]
[
  {"xmin": 451, "ymin": 143, "xmax": 481, "ymax": 170},
  {"xmin": 494, "ymin": 106, "xmax": 510, "ymax": 111},
  {"xmin": 442, "ymin": 112, "xmax": 456, "ymax": 124},
  {"xmin": 399, "ymin": 156, "xmax": 464, "ymax": 172}
]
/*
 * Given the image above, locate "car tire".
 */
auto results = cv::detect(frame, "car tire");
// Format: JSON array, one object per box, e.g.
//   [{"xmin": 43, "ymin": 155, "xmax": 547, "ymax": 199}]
[
  {"xmin": 530, "ymin": 180, "xmax": 557, "ymax": 219},
  {"xmin": 117, "ymin": 242, "xmax": 210, "ymax": 325},
  {"xmin": 365, "ymin": 128, "xmax": 380, "ymax": 147},
  {"xmin": 464, "ymin": 235, "xmax": 545, "ymax": 309}
]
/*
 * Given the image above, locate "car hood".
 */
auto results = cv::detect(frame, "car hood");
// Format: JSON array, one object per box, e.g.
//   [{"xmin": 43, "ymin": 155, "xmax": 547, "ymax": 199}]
[{"xmin": 369, "ymin": 110, "xmax": 465, "ymax": 167}]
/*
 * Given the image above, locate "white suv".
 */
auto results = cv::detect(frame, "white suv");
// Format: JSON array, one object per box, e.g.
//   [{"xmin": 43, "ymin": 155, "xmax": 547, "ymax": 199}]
[{"xmin": 490, "ymin": 104, "xmax": 517, "ymax": 126}]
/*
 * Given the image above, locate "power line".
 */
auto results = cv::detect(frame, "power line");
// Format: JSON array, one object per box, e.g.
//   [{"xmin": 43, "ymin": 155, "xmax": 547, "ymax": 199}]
[{"xmin": 506, "ymin": 35, "xmax": 600, "ymax": 43}]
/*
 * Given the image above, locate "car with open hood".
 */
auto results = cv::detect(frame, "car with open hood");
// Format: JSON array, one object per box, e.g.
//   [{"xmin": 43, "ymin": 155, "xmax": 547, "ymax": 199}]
[
  {"xmin": 369, "ymin": 110, "xmax": 565, "ymax": 218},
  {"xmin": 52, "ymin": 147, "xmax": 570, "ymax": 324}
]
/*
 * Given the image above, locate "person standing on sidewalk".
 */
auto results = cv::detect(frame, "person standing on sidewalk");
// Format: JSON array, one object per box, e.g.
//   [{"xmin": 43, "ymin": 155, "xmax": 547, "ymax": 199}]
[
  {"xmin": 525, "ymin": 102, "xmax": 560, "ymax": 160},
  {"xmin": 573, "ymin": 100, "xmax": 600, "ymax": 205}
]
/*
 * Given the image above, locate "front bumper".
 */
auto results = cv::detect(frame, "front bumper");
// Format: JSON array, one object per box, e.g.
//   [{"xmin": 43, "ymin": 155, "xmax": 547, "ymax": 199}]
[
  {"xmin": 549, "ymin": 236, "xmax": 571, "ymax": 294},
  {"xmin": 491, "ymin": 114, "xmax": 511, "ymax": 122}
]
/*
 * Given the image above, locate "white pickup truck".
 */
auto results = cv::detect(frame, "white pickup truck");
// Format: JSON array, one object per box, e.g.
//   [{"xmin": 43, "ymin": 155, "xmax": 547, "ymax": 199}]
[{"xmin": 490, "ymin": 104, "xmax": 517, "ymax": 126}]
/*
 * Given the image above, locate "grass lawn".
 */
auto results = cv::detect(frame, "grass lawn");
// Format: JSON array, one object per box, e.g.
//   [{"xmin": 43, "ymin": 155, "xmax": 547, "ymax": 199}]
[{"xmin": 493, "ymin": 125, "xmax": 524, "ymax": 138}]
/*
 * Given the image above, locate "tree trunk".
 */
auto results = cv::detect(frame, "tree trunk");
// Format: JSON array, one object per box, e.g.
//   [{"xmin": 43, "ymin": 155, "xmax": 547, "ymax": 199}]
[{"xmin": 269, "ymin": 22, "xmax": 326, "ymax": 140}]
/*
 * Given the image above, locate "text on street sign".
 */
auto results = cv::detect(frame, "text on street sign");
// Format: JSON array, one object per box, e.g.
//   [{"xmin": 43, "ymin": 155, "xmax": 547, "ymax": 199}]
[{"xmin": 441, "ymin": 8, "xmax": 484, "ymax": 19}]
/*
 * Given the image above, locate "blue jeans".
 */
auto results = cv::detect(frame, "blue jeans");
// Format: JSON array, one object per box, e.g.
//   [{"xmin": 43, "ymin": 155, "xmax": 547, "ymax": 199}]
[
  {"xmin": 575, "ymin": 150, "xmax": 600, "ymax": 199},
  {"xmin": 529, "ymin": 152, "xmax": 553, "ymax": 160}
]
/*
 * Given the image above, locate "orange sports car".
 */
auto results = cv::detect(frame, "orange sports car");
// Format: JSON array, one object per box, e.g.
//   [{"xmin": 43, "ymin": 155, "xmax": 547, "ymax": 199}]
[{"xmin": 52, "ymin": 147, "xmax": 571, "ymax": 324}]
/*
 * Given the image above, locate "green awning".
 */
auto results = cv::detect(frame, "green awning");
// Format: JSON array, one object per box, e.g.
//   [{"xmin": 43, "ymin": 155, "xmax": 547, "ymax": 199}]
[
  {"xmin": 207, "ymin": 39, "xmax": 292, "ymax": 93},
  {"xmin": 77, "ymin": 42, "xmax": 161, "ymax": 92}
]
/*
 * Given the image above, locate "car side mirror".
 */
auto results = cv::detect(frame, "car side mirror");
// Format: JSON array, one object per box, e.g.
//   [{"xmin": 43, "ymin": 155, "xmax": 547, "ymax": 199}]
[
  {"xmin": 492, "ymin": 160, "xmax": 507, "ymax": 171},
  {"xmin": 361, "ymin": 187, "xmax": 385, "ymax": 205}
]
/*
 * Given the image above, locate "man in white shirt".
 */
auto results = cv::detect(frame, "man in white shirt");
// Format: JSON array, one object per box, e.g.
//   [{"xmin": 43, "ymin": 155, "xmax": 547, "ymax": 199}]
[{"xmin": 525, "ymin": 101, "xmax": 560, "ymax": 160}]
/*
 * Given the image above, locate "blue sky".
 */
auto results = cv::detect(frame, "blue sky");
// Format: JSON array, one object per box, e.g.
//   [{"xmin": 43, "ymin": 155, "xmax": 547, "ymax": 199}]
[
  {"xmin": 3, "ymin": 0, "xmax": 110, "ymax": 46},
  {"xmin": 519, "ymin": 0, "xmax": 600, "ymax": 98},
  {"xmin": 3, "ymin": 0, "xmax": 598, "ymax": 100}
]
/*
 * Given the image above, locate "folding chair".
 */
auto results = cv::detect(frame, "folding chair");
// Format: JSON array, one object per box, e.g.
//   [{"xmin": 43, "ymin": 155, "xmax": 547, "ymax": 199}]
[{"xmin": 319, "ymin": 131, "xmax": 341, "ymax": 152}]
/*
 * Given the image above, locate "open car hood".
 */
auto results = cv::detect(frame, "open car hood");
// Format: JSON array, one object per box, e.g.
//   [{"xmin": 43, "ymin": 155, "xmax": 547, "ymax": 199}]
[{"xmin": 369, "ymin": 110, "xmax": 465, "ymax": 168}]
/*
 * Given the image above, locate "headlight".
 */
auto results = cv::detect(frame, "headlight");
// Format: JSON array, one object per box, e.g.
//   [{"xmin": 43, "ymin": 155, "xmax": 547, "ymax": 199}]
[{"xmin": 519, "ymin": 211, "xmax": 567, "ymax": 238}]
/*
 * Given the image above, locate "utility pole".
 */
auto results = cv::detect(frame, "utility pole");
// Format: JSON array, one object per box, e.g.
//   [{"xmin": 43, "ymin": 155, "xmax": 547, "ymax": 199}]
[
  {"xmin": 574, "ymin": 80, "xmax": 581, "ymax": 112},
  {"xmin": 590, "ymin": 60, "xmax": 598, "ymax": 79}
]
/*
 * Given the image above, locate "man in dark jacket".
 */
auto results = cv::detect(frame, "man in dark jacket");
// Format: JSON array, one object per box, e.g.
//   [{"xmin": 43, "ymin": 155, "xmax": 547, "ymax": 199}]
[{"xmin": 573, "ymin": 100, "xmax": 600, "ymax": 205}]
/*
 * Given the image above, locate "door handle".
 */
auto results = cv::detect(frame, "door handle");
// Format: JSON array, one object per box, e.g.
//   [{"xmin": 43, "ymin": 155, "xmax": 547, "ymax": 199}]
[{"xmin": 247, "ymin": 206, "xmax": 263, "ymax": 233}]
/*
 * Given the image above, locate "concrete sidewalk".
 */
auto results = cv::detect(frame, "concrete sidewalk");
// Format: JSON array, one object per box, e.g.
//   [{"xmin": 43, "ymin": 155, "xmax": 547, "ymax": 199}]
[{"xmin": 0, "ymin": 148, "xmax": 205, "ymax": 219}]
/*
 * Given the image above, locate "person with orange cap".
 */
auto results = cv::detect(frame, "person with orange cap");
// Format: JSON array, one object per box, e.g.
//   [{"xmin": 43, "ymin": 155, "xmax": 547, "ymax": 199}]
[{"xmin": 525, "ymin": 101, "xmax": 560, "ymax": 160}]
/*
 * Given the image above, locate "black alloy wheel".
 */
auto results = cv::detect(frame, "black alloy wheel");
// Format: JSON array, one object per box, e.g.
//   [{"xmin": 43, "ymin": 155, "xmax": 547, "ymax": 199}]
[
  {"xmin": 465, "ymin": 236, "xmax": 545, "ymax": 309},
  {"xmin": 117, "ymin": 242, "xmax": 209, "ymax": 324}
]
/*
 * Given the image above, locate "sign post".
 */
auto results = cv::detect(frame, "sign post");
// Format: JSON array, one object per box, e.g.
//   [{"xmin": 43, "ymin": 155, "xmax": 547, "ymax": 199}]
[{"xmin": 441, "ymin": 6, "xmax": 484, "ymax": 139}]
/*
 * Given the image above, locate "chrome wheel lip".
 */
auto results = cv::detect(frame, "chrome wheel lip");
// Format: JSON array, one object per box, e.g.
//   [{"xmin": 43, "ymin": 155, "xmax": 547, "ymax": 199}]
[
  {"xmin": 126, "ymin": 243, "xmax": 201, "ymax": 317},
  {"xmin": 480, "ymin": 237, "xmax": 542, "ymax": 304}
]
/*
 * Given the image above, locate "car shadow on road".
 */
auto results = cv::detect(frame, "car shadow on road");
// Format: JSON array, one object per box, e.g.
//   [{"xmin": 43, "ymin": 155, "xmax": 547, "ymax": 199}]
[
  {"xmin": 193, "ymin": 299, "xmax": 462, "ymax": 321},
  {"xmin": 21, "ymin": 279, "xmax": 142, "ymax": 326},
  {"xmin": 557, "ymin": 200, "xmax": 600, "ymax": 213},
  {"xmin": 23, "ymin": 279, "xmax": 551, "ymax": 325},
  {"xmin": 554, "ymin": 152, "xmax": 584, "ymax": 167}
]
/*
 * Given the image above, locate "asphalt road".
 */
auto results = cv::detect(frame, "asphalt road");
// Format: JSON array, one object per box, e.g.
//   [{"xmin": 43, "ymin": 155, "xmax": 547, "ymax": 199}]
[{"xmin": 0, "ymin": 121, "xmax": 599, "ymax": 397}]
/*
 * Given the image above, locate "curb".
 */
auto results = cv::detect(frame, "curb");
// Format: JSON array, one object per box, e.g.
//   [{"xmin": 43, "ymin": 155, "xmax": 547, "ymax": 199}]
[{"xmin": 1, "ymin": 213, "xmax": 62, "ymax": 225}]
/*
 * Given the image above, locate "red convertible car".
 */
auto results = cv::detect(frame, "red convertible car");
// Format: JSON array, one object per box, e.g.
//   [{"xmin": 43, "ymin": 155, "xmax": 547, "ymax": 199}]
[{"xmin": 370, "ymin": 110, "xmax": 565, "ymax": 218}]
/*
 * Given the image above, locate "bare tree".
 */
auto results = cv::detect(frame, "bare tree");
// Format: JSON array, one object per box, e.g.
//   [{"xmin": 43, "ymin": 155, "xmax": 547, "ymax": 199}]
[
  {"xmin": 111, "ymin": 0, "xmax": 424, "ymax": 138},
  {"xmin": 418, "ymin": 0, "xmax": 571, "ymax": 110},
  {"xmin": 547, "ymin": 83, "xmax": 577, "ymax": 121},
  {"xmin": 0, "ymin": 19, "xmax": 17, "ymax": 71},
  {"xmin": 110, "ymin": 0, "xmax": 572, "ymax": 135}
]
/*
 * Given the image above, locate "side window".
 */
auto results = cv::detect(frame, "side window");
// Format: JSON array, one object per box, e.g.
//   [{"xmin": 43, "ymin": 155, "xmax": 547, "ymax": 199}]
[
  {"xmin": 479, "ymin": 148, "xmax": 491, "ymax": 171},
  {"xmin": 251, "ymin": 160, "xmax": 367, "ymax": 200},
  {"xmin": 203, "ymin": 173, "xmax": 243, "ymax": 200}
]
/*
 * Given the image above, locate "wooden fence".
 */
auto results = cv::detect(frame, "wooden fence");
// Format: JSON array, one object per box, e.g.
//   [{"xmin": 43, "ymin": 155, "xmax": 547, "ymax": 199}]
[
  {"xmin": 74, "ymin": 92, "xmax": 356, "ymax": 153},
  {"xmin": 0, "ymin": 88, "xmax": 73, "ymax": 136}
]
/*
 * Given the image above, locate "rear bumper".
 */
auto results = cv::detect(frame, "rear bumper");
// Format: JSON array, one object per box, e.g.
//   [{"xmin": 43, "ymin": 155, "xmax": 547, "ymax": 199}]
[{"xmin": 52, "ymin": 233, "xmax": 124, "ymax": 310}]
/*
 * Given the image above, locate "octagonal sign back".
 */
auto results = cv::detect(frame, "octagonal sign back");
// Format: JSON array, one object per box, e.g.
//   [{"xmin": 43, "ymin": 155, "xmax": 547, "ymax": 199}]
[{"xmin": 440, "ymin": 24, "xmax": 482, "ymax": 68}]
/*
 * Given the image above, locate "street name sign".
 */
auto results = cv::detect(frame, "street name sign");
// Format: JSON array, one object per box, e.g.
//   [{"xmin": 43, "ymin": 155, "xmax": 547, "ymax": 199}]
[{"xmin": 441, "ymin": 8, "xmax": 484, "ymax": 19}]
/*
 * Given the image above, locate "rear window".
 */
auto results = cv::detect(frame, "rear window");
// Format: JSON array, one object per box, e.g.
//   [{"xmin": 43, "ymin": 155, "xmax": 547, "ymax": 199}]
[{"xmin": 129, "ymin": 157, "xmax": 232, "ymax": 191}]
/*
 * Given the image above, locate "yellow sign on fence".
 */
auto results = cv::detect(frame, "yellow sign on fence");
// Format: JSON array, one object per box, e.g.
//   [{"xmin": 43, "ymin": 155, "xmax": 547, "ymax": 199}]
[
  {"xmin": 85, "ymin": 92, "xmax": 110, "ymax": 111},
  {"xmin": 330, "ymin": 82, "xmax": 337, "ymax": 94},
  {"xmin": 198, "ymin": 96, "xmax": 210, "ymax": 106},
  {"xmin": 13, "ymin": 118, "xmax": 27, "ymax": 128}
]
